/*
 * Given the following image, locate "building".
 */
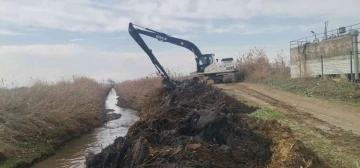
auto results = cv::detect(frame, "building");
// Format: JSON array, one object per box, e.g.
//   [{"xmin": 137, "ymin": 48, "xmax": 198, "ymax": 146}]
[{"xmin": 290, "ymin": 23, "xmax": 360, "ymax": 81}]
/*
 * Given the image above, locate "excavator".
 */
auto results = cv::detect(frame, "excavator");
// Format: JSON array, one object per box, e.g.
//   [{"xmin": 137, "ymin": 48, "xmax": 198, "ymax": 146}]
[{"xmin": 128, "ymin": 22, "xmax": 236, "ymax": 89}]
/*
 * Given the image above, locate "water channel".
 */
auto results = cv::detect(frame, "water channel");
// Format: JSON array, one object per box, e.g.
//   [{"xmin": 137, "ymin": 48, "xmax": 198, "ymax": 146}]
[{"xmin": 32, "ymin": 88, "xmax": 139, "ymax": 168}]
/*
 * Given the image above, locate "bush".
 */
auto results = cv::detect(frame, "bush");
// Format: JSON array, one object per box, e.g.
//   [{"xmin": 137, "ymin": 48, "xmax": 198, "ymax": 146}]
[{"xmin": 236, "ymin": 48, "xmax": 290, "ymax": 82}]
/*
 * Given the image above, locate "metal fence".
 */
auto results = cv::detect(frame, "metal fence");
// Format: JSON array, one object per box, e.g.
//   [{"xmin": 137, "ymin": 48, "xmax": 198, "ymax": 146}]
[
  {"xmin": 316, "ymin": 52, "xmax": 358, "ymax": 81},
  {"xmin": 290, "ymin": 23, "xmax": 360, "ymax": 48}
]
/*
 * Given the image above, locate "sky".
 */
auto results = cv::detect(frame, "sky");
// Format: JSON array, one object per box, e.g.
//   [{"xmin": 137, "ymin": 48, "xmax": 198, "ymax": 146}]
[{"xmin": 0, "ymin": 0, "xmax": 359, "ymax": 87}]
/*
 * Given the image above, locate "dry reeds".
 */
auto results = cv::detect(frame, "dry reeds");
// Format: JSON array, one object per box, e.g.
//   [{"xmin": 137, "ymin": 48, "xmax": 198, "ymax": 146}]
[
  {"xmin": 115, "ymin": 77, "xmax": 162, "ymax": 110},
  {"xmin": 0, "ymin": 76, "xmax": 110, "ymax": 164},
  {"xmin": 236, "ymin": 48, "xmax": 290, "ymax": 82}
]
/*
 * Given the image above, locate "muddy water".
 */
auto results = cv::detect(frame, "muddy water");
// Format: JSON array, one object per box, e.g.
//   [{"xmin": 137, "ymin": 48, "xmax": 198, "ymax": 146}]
[{"xmin": 32, "ymin": 88, "xmax": 139, "ymax": 168}]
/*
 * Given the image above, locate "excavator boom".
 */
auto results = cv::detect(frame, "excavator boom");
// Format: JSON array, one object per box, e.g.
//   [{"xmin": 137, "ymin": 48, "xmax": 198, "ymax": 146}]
[
  {"xmin": 135, "ymin": 25, "xmax": 203, "ymax": 57},
  {"xmin": 128, "ymin": 23, "xmax": 171, "ymax": 80},
  {"xmin": 128, "ymin": 22, "xmax": 213, "ymax": 74}
]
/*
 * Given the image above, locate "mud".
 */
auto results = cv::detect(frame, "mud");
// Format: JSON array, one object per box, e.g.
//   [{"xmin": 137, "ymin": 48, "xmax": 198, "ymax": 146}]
[{"xmin": 86, "ymin": 78, "xmax": 327, "ymax": 168}]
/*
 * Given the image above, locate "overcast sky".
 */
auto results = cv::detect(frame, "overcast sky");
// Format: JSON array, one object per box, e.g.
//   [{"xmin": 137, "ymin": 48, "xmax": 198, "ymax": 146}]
[{"xmin": 0, "ymin": 0, "xmax": 359, "ymax": 87}]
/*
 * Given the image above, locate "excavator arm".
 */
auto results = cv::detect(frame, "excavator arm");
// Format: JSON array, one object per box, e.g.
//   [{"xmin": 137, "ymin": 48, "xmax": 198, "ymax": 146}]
[
  {"xmin": 129, "ymin": 23, "xmax": 203, "ymax": 56},
  {"xmin": 128, "ymin": 22, "xmax": 211, "ymax": 76},
  {"xmin": 128, "ymin": 23, "xmax": 171, "ymax": 80}
]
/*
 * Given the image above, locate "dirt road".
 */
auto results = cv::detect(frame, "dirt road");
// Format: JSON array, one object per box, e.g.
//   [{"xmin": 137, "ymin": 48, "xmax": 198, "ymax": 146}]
[{"xmin": 216, "ymin": 83, "xmax": 360, "ymax": 135}]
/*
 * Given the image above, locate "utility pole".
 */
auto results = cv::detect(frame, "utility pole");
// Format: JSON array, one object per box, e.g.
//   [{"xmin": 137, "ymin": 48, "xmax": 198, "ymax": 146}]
[
  {"xmin": 321, "ymin": 55, "xmax": 324, "ymax": 79},
  {"xmin": 352, "ymin": 30, "xmax": 359, "ymax": 82},
  {"xmin": 350, "ymin": 51, "xmax": 353, "ymax": 82},
  {"xmin": 324, "ymin": 21, "xmax": 329, "ymax": 40}
]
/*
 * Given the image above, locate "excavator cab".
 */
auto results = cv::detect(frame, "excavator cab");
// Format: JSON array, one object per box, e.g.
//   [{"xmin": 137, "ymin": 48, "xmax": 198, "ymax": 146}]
[{"xmin": 197, "ymin": 54, "xmax": 214, "ymax": 72}]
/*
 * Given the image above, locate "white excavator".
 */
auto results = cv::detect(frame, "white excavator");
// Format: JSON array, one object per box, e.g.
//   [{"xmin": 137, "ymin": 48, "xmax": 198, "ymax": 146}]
[{"xmin": 128, "ymin": 22, "xmax": 237, "ymax": 88}]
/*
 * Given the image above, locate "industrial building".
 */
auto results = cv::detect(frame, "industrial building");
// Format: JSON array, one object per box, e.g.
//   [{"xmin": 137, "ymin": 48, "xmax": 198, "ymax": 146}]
[{"xmin": 290, "ymin": 23, "xmax": 360, "ymax": 81}]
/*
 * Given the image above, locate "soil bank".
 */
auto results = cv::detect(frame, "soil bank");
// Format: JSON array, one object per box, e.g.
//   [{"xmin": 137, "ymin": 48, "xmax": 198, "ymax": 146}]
[{"xmin": 86, "ymin": 78, "xmax": 330, "ymax": 168}]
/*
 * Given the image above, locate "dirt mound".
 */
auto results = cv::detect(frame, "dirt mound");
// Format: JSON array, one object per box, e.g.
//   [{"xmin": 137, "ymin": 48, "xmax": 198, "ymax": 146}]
[
  {"xmin": 86, "ymin": 109, "xmax": 271, "ymax": 168},
  {"xmin": 86, "ymin": 78, "xmax": 327, "ymax": 168},
  {"xmin": 245, "ymin": 118, "xmax": 328, "ymax": 168}
]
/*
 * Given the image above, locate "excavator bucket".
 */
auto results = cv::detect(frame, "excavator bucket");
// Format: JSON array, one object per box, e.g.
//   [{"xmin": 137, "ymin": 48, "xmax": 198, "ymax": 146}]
[{"xmin": 161, "ymin": 78, "xmax": 176, "ymax": 91}]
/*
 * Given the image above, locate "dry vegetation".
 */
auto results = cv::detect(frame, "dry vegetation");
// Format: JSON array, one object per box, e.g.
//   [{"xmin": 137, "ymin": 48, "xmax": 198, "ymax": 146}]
[
  {"xmin": 115, "ymin": 77, "xmax": 162, "ymax": 111},
  {"xmin": 115, "ymin": 71, "xmax": 194, "ymax": 111},
  {"xmin": 0, "ymin": 76, "xmax": 111, "ymax": 167},
  {"xmin": 235, "ymin": 47, "xmax": 290, "ymax": 82}
]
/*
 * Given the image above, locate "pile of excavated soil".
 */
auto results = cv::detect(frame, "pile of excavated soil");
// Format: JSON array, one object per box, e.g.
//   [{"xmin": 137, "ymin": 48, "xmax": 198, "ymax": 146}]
[{"xmin": 86, "ymin": 78, "xmax": 327, "ymax": 168}]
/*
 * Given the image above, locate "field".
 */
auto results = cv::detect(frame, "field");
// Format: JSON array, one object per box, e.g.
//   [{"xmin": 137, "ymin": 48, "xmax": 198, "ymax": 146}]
[{"xmin": 0, "ymin": 76, "xmax": 111, "ymax": 167}]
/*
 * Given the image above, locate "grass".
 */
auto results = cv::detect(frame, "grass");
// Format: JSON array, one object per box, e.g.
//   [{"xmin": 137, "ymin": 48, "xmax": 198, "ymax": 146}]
[
  {"xmin": 263, "ymin": 78, "xmax": 360, "ymax": 106},
  {"xmin": 0, "ymin": 76, "xmax": 111, "ymax": 167},
  {"xmin": 0, "ymin": 159, "xmax": 17, "ymax": 168},
  {"xmin": 250, "ymin": 107, "xmax": 360, "ymax": 168},
  {"xmin": 251, "ymin": 107, "xmax": 283, "ymax": 120}
]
